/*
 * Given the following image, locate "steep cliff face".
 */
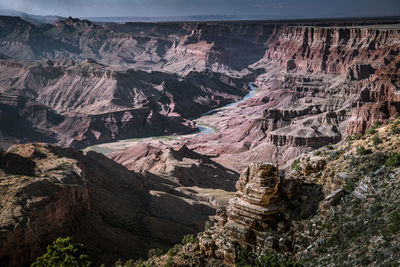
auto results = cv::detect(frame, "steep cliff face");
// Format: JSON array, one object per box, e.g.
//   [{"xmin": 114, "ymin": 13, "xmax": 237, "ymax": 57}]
[
  {"xmin": 261, "ymin": 24, "xmax": 400, "ymax": 135},
  {"xmin": 0, "ymin": 144, "xmax": 90, "ymax": 266}
]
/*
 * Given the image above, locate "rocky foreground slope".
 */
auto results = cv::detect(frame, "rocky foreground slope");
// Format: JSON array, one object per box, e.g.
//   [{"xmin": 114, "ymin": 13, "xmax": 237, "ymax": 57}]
[
  {"xmin": 144, "ymin": 119, "xmax": 400, "ymax": 266},
  {"xmin": 0, "ymin": 143, "xmax": 238, "ymax": 266}
]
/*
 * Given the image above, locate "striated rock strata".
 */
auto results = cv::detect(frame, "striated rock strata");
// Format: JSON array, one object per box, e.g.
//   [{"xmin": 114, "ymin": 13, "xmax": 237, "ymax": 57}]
[{"xmin": 198, "ymin": 162, "xmax": 297, "ymax": 265}]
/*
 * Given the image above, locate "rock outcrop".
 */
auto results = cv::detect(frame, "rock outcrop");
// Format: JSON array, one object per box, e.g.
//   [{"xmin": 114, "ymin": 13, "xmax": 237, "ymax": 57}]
[
  {"xmin": 197, "ymin": 162, "xmax": 297, "ymax": 265},
  {"xmin": 0, "ymin": 144, "xmax": 90, "ymax": 266}
]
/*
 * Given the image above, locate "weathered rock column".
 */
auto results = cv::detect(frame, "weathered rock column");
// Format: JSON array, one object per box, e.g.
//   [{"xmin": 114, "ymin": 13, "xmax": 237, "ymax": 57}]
[
  {"xmin": 224, "ymin": 162, "xmax": 281, "ymax": 245},
  {"xmin": 198, "ymin": 162, "xmax": 286, "ymax": 265}
]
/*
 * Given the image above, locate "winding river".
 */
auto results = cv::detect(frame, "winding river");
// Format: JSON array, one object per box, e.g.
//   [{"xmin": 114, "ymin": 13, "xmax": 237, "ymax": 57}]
[{"xmin": 86, "ymin": 83, "xmax": 256, "ymax": 154}]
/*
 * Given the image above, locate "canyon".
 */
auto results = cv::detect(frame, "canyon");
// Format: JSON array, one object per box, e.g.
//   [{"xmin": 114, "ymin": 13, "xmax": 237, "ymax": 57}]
[{"xmin": 0, "ymin": 14, "xmax": 399, "ymax": 266}]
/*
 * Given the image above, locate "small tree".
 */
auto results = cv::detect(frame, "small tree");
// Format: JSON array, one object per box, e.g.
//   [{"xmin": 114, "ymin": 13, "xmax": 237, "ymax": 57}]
[
  {"xmin": 385, "ymin": 152, "xmax": 400, "ymax": 167},
  {"xmin": 31, "ymin": 237, "xmax": 92, "ymax": 267}
]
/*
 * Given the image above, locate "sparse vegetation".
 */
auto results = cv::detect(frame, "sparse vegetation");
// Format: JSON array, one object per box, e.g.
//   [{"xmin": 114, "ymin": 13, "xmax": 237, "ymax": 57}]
[
  {"xmin": 313, "ymin": 150, "xmax": 321, "ymax": 156},
  {"xmin": 390, "ymin": 121, "xmax": 400, "ymax": 135},
  {"xmin": 236, "ymin": 248, "xmax": 302, "ymax": 267},
  {"xmin": 181, "ymin": 234, "xmax": 196, "ymax": 245},
  {"xmin": 292, "ymin": 159, "xmax": 301, "ymax": 171},
  {"xmin": 356, "ymin": 145, "xmax": 371, "ymax": 155},
  {"xmin": 372, "ymin": 134, "xmax": 382, "ymax": 145},
  {"xmin": 384, "ymin": 152, "xmax": 400, "ymax": 167},
  {"xmin": 148, "ymin": 248, "xmax": 164, "ymax": 258},
  {"xmin": 373, "ymin": 121, "xmax": 382, "ymax": 128},
  {"xmin": 347, "ymin": 133, "xmax": 362, "ymax": 142},
  {"xmin": 366, "ymin": 126, "xmax": 377, "ymax": 135},
  {"xmin": 31, "ymin": 237, "xmax": 92, "ymax": 267},
  {"xmin": 167, "ymin": 244, "xmax": 181, "ymax": 257}
]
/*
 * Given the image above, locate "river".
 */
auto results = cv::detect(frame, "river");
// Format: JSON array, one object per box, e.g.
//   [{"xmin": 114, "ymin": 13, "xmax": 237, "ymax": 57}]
[{"xmin": 86, "ymin": 83, "xmax": 256, "ymax": 154}]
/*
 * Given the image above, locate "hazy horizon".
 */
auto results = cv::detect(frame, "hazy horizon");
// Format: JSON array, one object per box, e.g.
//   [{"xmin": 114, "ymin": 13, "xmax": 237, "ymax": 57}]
[{"xmin": 0, "ymin": 0, "xmax": 399, "ymax": 19}]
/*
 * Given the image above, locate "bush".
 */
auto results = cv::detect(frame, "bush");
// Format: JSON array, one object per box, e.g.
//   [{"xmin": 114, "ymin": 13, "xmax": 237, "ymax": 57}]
[
  {"xmin": 148, "ymin": 248, "xmax": 164, "ymax": 258},
  {"xmin": 347, "ymin": 133, "xmax": 362, "ymax": 142},
  {"xmin": 167, "ymin": 244, "xmax": 181, "ymax": 257},
  {"xmin": 31, "ymin": 237, "xmax": 92, "ymax": 267},
  {"xmin": 390, "ymin": 121, "xmax": 400, "ymax": 135},
  {"xmin": 236, "ymin": 248, "xmax": 302, "ymax": 267},
  {"xmin": 205, "ymin": 222, "xmax": 211, "ymax": 231},
  {"xmin": 356, "ymin": 146, "xmax": 371, "ymax": 155},
  {"xmin": 372, "ymin": 135, "xmax": 382, "ymax": 145},
  {"xmin": 366, "ymin": 126, "xmax": 377, "ymax": 135},
  {"xmin": 313, "ymin": 150, "xmax": 321, "ymax": 156},
  {"xmin": 255, "ymin": 252, "xmax": 302, "ymax": 267},
  {"xmin": 292, "ymin": 159, "xmax": 301, "ymax": 171},
  {"xmin": 373, "ymin": 121, "xmax": 382, "ymax": 128},
  {"xmin": 389, "ymin": 210, "xmax": 400, "ymax": 234},
  {"xmin": 181, "ymin": 234, "xmax": 196, "ymax": 245},
  {"xmin": 384, "ymin": 152, "xmax": 400, "ymax": 167}
]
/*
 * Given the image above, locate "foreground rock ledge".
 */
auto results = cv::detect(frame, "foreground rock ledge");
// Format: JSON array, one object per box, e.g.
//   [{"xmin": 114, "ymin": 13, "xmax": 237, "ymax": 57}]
[{"xmin": 198, "ymin": 162, "xmax": 297, "ymax": 265}]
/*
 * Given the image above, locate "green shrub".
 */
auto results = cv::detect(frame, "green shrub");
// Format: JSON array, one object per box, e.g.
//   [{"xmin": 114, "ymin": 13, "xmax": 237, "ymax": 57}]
[
  {"xmin": 256, "ymin": 252, "xmax": 302, "ymax": 267},
  {"xmin": 343, "ymin": 180, "xmax": 355, "ymax": 193},
  {"xmin": 356, "ymin": 146, "xmax": 371, "ymax": 155},
  {"xmin": 347, "ymin": 133, "xmax": 362, "ymax": 142},
  {"xmin": 353, "ymin": 133, "xmax": 362, "ymax": 140},
  {"xmin": 167, "ymin": 244, "xmax": 181, "ymax": 257},
  {"xmin": 373, "ymin": 121, "xmax": 382, "ymax": 128},
  {"xmin": 236, "ymin": 249, "xmax": 302, "ymax": 267},
  {"xmin": 148, "ymin": 248, "xmax": 164, "ymax": 258},
  {"xmin": 366, "ymin": 127, "xmax": 377, "ymax": 135},
  {"xmin": 181, "ymin": 234, "xmax": 196, "ymax": 245},
  {"xmin": 326, "ymin": 236, "xmax": 338, "ymax": 247},
  {"xmin": 313, "ymin": 150, "xmax": 321, "ymax": 156},
  {"xmin": 389, "ymin": 210, "xmax": 400, "ymax": 234},
  {"xmin": 384, "ymin": 152, "xmax": 400, "ymax": 167},
  {"xmin": 326, "ymin": 145, "xmax": 334, "ymax": 150},
  {"xmin": 372, "ymin": 134, "xmax": 382, "ymax": 145},
  {"xmin": 292, "ymin": 159, "xmax": 301, "ymax": 171},
  {"xmin": 390, "ymin": 121, "xmax": 400, "ymax": 135},
  {"xmin": 165, "ymin": 257, "xmax": 174, "ymax": 267},
  {"xmin": 31, "ymin": 237, "xmax": 92, "ymax": 267},
  {"xmin": 205, "ymin": 222, "xmax": 211, "ymax": 231}
]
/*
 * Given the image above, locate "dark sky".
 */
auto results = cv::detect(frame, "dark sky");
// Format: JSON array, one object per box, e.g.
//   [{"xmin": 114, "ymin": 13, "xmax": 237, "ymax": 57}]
[{"xmin": 0, "ymin": 0, "xmax": 399, "ymax": 18}]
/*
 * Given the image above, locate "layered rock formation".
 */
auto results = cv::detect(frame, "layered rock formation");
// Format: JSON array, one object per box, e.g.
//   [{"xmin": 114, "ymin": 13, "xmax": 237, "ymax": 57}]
[
  {"xmin": 0, "ymin": 15, "xmax": 399, "ymax": 159},
  {"xmin": 197, "ymin": 162, "xmax": 297, "ymax": 265},
  {"xmin": 0, "ymin": 143, "xmax": 234, "ymax": 266},
  {"xmin": 0, "ymin": 57, "xmax": 248, "ymax": 149},
  {"xmin": 167, "ymin": 23, "xmax": 400, "ymax": 169}
]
